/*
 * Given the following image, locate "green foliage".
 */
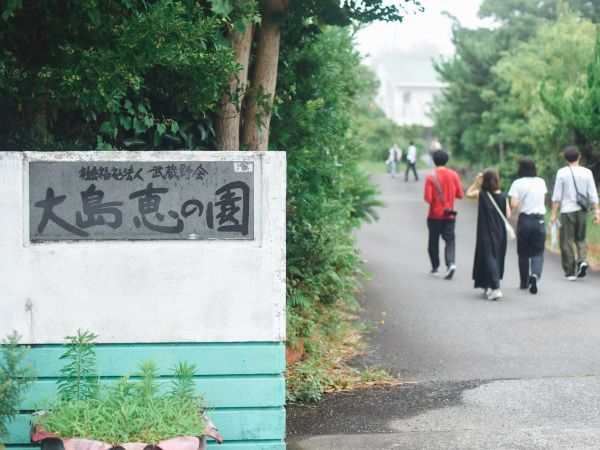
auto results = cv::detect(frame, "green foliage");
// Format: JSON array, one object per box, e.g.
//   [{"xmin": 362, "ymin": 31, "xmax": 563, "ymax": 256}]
[
  {"xmin": 0, "ymin": 0, "xmax": 240, "ymax": 150},
  {"xmin": 36, "ymin": 333, "xmax": 207, "ymax": 445},
  {"xmin": 0, "ymin": 332, "xmax": 37, "ymax": 445},
  {"xmin": 494, "ymin": 6, "xmax": 596, "ymax": 179},
  {"xmin": 433, "ymin": 0, "xmax": 600, "ymax": 187},
  {"xmin": 274, "ymin": 26, "xmax": 379, "ymax": 307},
  {"xmin": 56, "ymin": 329, "xmax": 99, "ymax": 402},
  {"xmin": 272, "ymin": 25, "xmax": 389, "ymax": 402},
  {"xmin": 541, "ymin": 28, "xmax": 600, "ymax": 178}
]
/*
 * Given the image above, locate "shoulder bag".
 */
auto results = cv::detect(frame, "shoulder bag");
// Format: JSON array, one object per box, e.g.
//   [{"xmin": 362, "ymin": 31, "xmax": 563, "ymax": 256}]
[
  {"xmin": 568, "ymin": 166, "xmax": 589, "ymax": 212},
  {"xmin": 486, "ymin": 191, "xmax": 516, "ymax": 241},
  {"xmin": 512, "ymin": 183, "xmax": 532, "ymax": 216}
]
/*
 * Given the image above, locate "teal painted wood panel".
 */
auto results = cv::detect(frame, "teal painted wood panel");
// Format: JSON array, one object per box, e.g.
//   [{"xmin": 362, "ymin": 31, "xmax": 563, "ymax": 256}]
[
  {"xmin": 206, "ymin": 442, "xmax": 285, "ymax": 449},
  {"xmin": 24, "ymin": 343, "xmax": 285, "ymax": 377},
  {"xmin": 6, "ymin": 408, "xmax": 285, "ymax": 445},
  {"xmin": 4, "ymin": 443, "xmax": 285, "ymax": 450},
  {"xmin": 18, "ymin": 376, "xmax": 284, "ymax": 410},
  {"xmin": 6, "ymin": 342, "xmax": 285, "ymax": 447}
]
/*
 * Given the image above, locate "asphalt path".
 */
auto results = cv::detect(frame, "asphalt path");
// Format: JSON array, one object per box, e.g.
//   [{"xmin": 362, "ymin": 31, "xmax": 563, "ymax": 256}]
[{"xmin": 286, "ymin": 168, "xmax": 600, "ymax": 449}]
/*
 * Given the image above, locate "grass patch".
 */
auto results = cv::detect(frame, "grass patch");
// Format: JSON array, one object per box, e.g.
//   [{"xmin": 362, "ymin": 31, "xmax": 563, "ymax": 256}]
[
  {"xmin": 286, "ymin": 299, "xmax": 396, "ymax": 404},
  {"xmin": 357, "ymin": 159, "xmax": 429, "ymax": 176},
  {"xmin": 357, "ymin": 160, "xmax": 387, "ymax": 175}
]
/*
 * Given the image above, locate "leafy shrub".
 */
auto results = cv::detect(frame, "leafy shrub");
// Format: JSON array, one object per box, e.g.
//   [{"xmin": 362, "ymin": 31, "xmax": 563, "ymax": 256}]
[
  {"xmin": 0, "ymin": 0, "xmax": 239, "ymax": 150},
  {"xmin": 0, "ymin": 331, "xmax": 37, "ymax": 446},
  {"xmin": 272, "ymin": 26, "xmax": 389, "ymax": 401}
]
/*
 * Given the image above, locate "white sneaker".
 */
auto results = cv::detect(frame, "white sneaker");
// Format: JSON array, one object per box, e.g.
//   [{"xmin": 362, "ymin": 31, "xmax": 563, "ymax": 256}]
[
  {"xmin": 487, "ymin": 289, "xmax": 502, "ymax": 301},
  {"xmin": 483, "ymin": 288, "xmax": 491, "ymax": 298},
  {"xmin": 444, "ymin": 264, "xmax": 456, "ymax": 280}
]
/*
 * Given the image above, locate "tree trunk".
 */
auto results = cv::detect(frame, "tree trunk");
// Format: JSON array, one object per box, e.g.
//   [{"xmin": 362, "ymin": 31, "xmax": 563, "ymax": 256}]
[
  {"xmin": 214, "ymin": 23, "xmax": 253, "ymax": 151},
  {"xmin": 241, "ymin": 0, "xmax": 288, "ymax": 151},
  {"xmin": 499, "ymin": 141, "xmax": 505, "ymax": 161}
]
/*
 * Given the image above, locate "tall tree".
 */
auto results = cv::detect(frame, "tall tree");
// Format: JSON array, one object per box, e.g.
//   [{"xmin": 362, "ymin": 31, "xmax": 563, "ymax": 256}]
[
  {"xmin": 494, "ymin": 8, "xmax": 596, "ymax": 177},
  {"xmin": 432, "ymin": 0, "xmax": 600, "ymax": 163},
  {"xmin": 213, "ymin": 0, "xmax": 426, "ymax": 151},
  {"xmin": 541, "ymin": 29, "xmax": 600, "ymax": 179}
]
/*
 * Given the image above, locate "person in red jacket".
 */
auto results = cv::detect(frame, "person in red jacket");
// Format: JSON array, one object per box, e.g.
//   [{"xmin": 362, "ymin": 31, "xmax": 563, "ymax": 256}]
[{"xmin": 424, "ymin": 150, "xmax": 464, "ymax": 279}]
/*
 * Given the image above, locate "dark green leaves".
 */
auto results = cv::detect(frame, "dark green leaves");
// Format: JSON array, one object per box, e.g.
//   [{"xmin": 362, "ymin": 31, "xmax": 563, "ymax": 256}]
[{"xmin": 0, "ymin": 331, "xmax": 37, "ymax": 444}]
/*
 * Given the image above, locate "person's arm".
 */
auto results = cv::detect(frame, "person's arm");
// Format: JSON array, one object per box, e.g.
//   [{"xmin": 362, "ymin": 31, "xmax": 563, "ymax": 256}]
[
  {"xmin": 510, "ymin": 197, "xmax": 520, "ymax": 209},
  {"xmin": 505, "ymin": 198, "xmax": 511, "ymax": 219},
  {"xmin": 454, "ymin": 173, "xmax": 464, "ymax": 199},
  {"xmin": 550, "ymin": 201, "xmax": 560, "ymax": 225},
  {"xmin": 424, "ymin": 176, "xmax": 433, "ymax": 204},
  {"xmin": 466, "ymin": 173, "xmax": 483, "ymax": 200},
  {"xmin": 586, "ymin": 173, "xmax": 600, "ymax": 225},
  {"xmin": 592, "ymin": 202, "xmax": 600, "ymax": 225}
]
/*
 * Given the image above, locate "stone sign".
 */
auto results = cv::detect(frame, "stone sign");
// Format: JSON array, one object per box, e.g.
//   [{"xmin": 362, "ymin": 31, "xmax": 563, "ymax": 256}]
[{"xmin": 29, "ymin": 160, "xmax": 254, "ymax": 240}]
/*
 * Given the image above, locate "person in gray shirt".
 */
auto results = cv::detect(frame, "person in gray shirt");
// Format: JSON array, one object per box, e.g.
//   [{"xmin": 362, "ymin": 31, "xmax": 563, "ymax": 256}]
[{"xmin": 549, "ymin": 146, "xmax": 600, "ymax": 280}]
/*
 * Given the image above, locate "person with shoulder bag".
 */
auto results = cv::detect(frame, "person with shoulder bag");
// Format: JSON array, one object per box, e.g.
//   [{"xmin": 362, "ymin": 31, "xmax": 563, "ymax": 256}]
[
  {"xmin": 466, "ymin": 169, "xmax": 511, "ymax": 301},
  {"xmin": 423, "ymin": 150, "xmax": 463, "ymax": 279},
  {"xmin": 508, "ymin": 157, "xmax": 547, "ymax": 294},
  {"xmin": 549, "ymin": 146, "xmax": 600, "ymax": 281}
]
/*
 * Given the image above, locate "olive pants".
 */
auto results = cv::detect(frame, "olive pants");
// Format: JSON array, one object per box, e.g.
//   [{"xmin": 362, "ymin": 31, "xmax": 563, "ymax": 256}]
[{"xmin": 559, "ymin": 210, "xmax": 588, "ymax": 275}]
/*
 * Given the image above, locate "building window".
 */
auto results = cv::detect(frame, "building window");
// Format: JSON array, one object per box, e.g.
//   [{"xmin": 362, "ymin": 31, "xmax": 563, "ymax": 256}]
[{"xmin": 402, "ymin": 91, "xmax": 411, "ymax": 117}]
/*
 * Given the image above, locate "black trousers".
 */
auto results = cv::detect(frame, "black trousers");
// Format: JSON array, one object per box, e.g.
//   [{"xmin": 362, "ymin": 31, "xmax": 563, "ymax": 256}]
[
  {"xmin": 405, "ymin": 161, "xmax": 418, "ymax": 180},
  {"xmin": 427, "ymin": 217, "xmax": 456, "ymax": 270},
  {"xmin": 516, "ymin": 214, "xmax": 546, "ymax": 287}
]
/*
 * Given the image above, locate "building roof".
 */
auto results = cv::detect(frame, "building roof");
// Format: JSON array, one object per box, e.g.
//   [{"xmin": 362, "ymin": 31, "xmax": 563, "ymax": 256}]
[{"xmin": 373, "ymin": 58, "xmax": 444, "ymax": 87}]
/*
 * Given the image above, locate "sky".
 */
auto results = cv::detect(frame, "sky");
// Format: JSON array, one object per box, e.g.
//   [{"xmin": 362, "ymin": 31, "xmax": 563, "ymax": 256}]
[{"xmin": 355, "ymin": 0, "xmax": 492, "ymax": 59}]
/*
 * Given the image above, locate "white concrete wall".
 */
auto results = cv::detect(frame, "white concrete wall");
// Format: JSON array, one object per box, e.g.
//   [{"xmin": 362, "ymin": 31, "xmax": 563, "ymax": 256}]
[
  {"xmin": 392, "ymin": 86, "xmax": 440, "ymax": 127},
  {"xmin": 0, "ymin": 151, "xmax": 286, "ymax": 344}
]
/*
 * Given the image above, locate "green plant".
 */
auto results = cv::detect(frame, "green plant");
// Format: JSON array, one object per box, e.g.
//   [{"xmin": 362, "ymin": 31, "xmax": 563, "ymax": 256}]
[
  {"xmin": 56, "ymin": 329, "xmax": 99, "ymax": 402},
  {"xmin": 35, "ymin": 332, "xmax": 208, "ymax": 445},
  {"xmin": 0, "ymin": 331, "xmax": 37, "ymax": 446}
]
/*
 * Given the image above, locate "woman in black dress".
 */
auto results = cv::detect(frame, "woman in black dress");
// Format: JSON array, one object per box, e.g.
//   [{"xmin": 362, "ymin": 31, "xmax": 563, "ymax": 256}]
[{"xmin": 466, "ymin": 169, "xmax": 511, "ymax": 300}]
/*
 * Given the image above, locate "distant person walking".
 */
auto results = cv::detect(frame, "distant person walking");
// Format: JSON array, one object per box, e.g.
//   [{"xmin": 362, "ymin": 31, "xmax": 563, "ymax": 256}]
[
  {"xmin": 549, "ymin": 146, "xmax": 600, "ymax": 280},
  {"xmin": 386, "ymin": 143, "xmax": 402, "ymax": 178},
  {"xmin": 429, "ymin": 137, "xmax": 442, "ymax": 168},
  {"xmin": 467, "ymin": 169, "xmax": 511, "ymax": 300},
  {"xmin": 424, "ymin": 150, "xmax": 463, "ymax": 279},
  {"xmin": 405, "ymin": 141, "xmax": 418, "ymax": 181},
  {"xmin": 508, "ymin": 157, "xmax": 547, "ymax": 294}
]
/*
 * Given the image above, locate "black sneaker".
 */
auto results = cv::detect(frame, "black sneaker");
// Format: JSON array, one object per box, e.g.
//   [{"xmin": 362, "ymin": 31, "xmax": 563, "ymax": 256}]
[
  {"xmin": 577, "ymin": 261, "xmax": 589, "ymax": 278},
  {"xmin": 528, "ymin": 274, "xmax": 538, "ymax": 294}
]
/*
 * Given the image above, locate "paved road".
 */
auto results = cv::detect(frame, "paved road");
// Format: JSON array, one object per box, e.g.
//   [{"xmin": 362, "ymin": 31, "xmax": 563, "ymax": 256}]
[{"xmin": 287, "ymin": 170, "xmax": 600, "ymax": 449}]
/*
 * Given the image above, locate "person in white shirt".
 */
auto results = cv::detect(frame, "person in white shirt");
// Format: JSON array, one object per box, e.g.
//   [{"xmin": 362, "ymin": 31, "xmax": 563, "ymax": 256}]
[
  {"xmin": 429, "ymin": 137, "xmax": 442, "ymax": 168},
  {"xmin": 405, "ymin": 141, "xmax": 418, "ymax": 181},
  {"xmin": 386, "ymin": 143, "xmax": 402, "ymax": 178},
  {"xmin": 549, "ymin": 146, "xmax": 600, "ymax": 280},
  {"xmin": 508, "ymin": 157, "xmax": 548, "ymax": 294}
]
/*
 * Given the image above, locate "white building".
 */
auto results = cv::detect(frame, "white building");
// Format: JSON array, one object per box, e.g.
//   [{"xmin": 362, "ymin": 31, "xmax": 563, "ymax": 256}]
[{"xmin": 371, "ymin": 50, "xmax": 447, "ymax": 129}]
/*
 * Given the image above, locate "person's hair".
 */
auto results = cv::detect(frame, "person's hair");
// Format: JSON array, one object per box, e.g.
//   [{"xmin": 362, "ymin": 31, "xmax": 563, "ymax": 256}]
[
  {"xmin": 409, "ymin": 140, "xmax": 413, "ymax": 145},
  {"xmin": 433, "ymin": 150, "xmax": 449, "ymax": 166},
  {"xmin": 481, "ymin": 168, "xmax": 500, "ymax": 192},
  {"xmin": 517, "ymin": 157, "xmax": 537, "ymax": 178},
  {"xmin": 564, "ymin": 146, "xmax": 580, "ymax": 163}
]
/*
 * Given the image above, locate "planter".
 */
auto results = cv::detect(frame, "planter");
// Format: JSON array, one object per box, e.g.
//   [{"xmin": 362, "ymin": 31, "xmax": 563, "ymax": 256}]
[{"xmin": 30, "ymin": 419, "xmax": 223, "ymax": 450}]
